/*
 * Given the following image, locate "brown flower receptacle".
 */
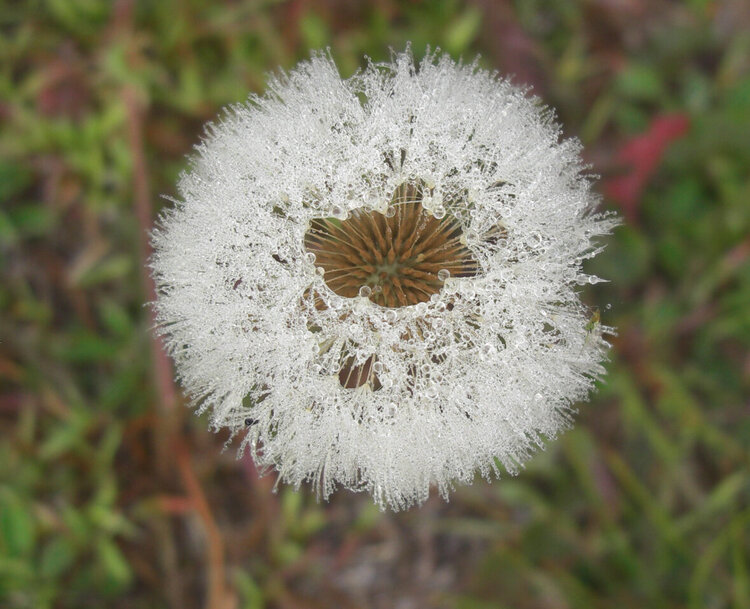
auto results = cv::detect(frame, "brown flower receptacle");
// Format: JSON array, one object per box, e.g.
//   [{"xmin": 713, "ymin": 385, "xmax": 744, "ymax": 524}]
[{"xmin": 304, "ymin": 183, "xmax": 479, "ymax": 309}]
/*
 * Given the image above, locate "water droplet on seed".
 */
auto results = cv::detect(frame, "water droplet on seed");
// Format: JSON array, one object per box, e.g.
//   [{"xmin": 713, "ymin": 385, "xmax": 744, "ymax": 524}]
[
  {"xmin": 437, "ymin": 269, "xmax": 450, "ymax": 281},
  {"xmin": 359, "ymin": 285, "xmax": 372, "ymax": 298},
  {"xmin": 332, "ymin": 205, "xmax": 347, "ymax": 219},
  {"xmin": 385, "ymin": 206, "xmax": 397, "ymax": 218},
  {"xmin": 433, "ymin": 206, "xmax": 446, "ymax": 219}
]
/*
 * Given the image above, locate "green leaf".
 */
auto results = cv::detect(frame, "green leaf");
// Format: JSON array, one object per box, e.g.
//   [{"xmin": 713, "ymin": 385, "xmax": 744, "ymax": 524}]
[
  {"xmin": 589, "ymin": 224, "xmax": 650, "ymax": 289},
  {"xmin": 61, "ymin": 504, "xmax": 90, "ymax": 541},
  {"xmin": 98, "ymin": 299, "xmax": 134, "ymax": 338},
  {"xmin": 39, "ymin": 411, "xmax": 91, "ymax": 459},
  {"xmin": 234, "ymin": 569, "xmax": 265, "ymax": 609},
  {"xmin": 0, "ymin": 556, "xmax": 35, "ymax": 590},
  {"xmin": 616, "ymin": 63, "xmax": 665, "ymax": 101},
  {"xmin": 275, "ymin": 540, "xmax": 302, "ymax": 567},
  {"xmin": 73, "ymin": 255, "xmax": 133, "ymax": 287},
  {"xmin": 55, "ymin": 330, "xmax": 118, "ymax": 364},
  {"xmin": 281, "ymin": 487, "xmax": 302, "ymax": 525},
  {"xmin": 96, "ymin": 538, "xmax": 132, "ymax": 588},
  {"xmin": 99, "ymin": 363, "xmax": 143, "ymax": 411},
  {"xmin": 299, "ymin": 12, "xmax": 329, "ymax": 49},
  {"xmin": 0, "ymin": 161, "xmax": 33, "ymax": 202},
  {"xmin": 8, "ymin": 205, "xmax": 55, "ymax": 238},
  {"xmin": 39, "ymin": 536, "xmax": 76, "ymax": 578},
  {"xmin": 0, "ymin": 210, "xmax": 16, "ymax": 247},
  {"xmin": 0, "ymin": 488, "xmax": 36, "ymax": 557},
  {"xmin": 445, "ymin": 7, "xmax": 482, "ymax": 55}
]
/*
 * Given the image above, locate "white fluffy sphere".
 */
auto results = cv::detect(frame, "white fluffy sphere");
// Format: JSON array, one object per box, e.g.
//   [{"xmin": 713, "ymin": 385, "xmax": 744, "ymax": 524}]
[{"xmin": 151, "ymin": 49, "xmax": 616, "ymax": 510}]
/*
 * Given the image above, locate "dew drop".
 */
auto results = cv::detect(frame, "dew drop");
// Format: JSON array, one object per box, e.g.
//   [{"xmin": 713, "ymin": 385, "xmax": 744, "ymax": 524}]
[
  {"xmin": 304, "ymin": 252, "xmax": 316, "ymax": 264},
  {"xmin": 437, "ymin": 269, "xmax": 450, "ymax": 281},
  {"xmin": 332, "ymin": 205, "xmax": 347, "ymax": 219},
  {"xmin": 385, "ymin": 206, "xmax": 397, "ymax": 218},
  {"xmin": 433, "ymin": 206, "xmax": 446, "ymax": 219},
  {"xmin": 384, "ymin": 309, "xmax": 397, "ymax": 323},
  {"xmin": 354, "ymin": 297, "xmax": 368, "ymax": 311},
  {"xmin": 315, "ymin": 266, "xmax": 325, "ymax": 276},
  {"xmin": 359, "ymin": 285, "xmax": 372, "ymax": 298}
]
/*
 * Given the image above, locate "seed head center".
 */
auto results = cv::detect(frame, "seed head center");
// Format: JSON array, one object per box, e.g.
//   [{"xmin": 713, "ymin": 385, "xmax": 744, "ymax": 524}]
[{"xmin": 304, "ymin": 183, "xmax": 478, "ymax": 309}]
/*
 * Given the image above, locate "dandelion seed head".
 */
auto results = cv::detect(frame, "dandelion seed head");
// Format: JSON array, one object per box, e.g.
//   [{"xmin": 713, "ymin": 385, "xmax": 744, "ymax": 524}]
[{"xmin": 150, "ymin": 47, "xmax": 617, "ymax": 510}]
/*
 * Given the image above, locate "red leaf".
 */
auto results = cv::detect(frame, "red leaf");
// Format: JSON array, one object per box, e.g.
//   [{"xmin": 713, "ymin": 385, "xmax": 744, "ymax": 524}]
[{"xmin": 604, "ymin": 113, "xmax": 690, "ymax": 222}]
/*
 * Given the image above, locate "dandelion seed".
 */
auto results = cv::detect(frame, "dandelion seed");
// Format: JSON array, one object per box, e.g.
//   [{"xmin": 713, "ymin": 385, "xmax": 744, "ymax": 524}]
[{"xmin": 150, "ymin": 47, "xmax": 617, "ymax": 511}]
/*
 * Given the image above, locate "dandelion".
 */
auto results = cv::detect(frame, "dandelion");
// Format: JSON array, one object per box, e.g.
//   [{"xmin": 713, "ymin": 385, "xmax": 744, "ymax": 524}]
[{"xmin": 150, "ymin": 48, "xmax": 616, "ymax": 510}]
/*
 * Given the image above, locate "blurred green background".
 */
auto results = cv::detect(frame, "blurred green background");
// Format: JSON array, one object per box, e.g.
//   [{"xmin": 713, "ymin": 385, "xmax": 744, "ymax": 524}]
[{"xmin": 1, "ymin": 1, "xmax": 749, "ymax": 608}]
